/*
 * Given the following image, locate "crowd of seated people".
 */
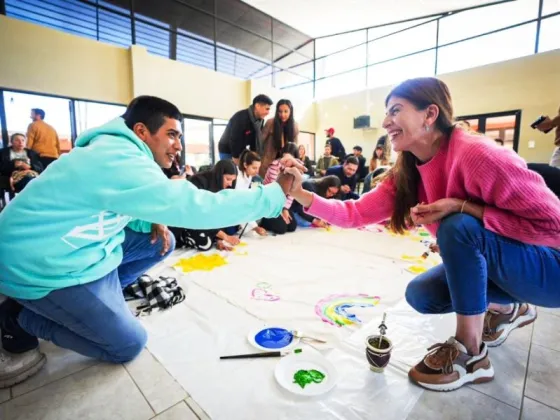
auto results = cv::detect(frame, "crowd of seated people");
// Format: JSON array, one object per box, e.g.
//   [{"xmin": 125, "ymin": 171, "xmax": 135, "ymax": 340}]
[{"xmin": 0, "ymin": 133, "xmax": 44, "ymax": 193}]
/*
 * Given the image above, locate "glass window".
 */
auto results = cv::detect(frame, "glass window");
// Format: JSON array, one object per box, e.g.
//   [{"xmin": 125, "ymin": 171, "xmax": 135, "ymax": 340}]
[
  {"xmin": 316, "ymin": 44, "xmax": 367, "ymax": 79},
  {"xmin": 75, "ymin": 101, "xmax": 126, "ymax": 135},
  {"xmin": 438, "ymin": 0, "xmax": 539, "ymax": 45},
  {"xmin": 275, "ymin": 69, "xmax": 310, "ymax": 89},
  {"xmin": 315, "ymin": 68, "xmax": 366, "ymax": 99},
  {"xmin": 437, "ymin": 23, "xmax": 537, "ymax": 75},
  {"xmin": 135, "ymin": 16, "xmax": 170, "ymax": 58},
  {"xmin": 367, "ymin": 18, "xmax": 433, "ymax": 41},
  {"xmin": 98, "ymin": 8, "xmax": 132, "ymax": 48},
  {"xmin": 368, "ymin": 21, "xmax": 437, "ymax": 64},
  {"xmin": 367, "ymin": 50, "xmax": 435, "ymax": 89},
  {"xmin": 0, "ymin": 114, "xmax": 4, "ymax": 149},
  {"xmin": 298, "ymin": 132, "xmax": 316, "ymax": 161},
  {"xmin": 315, "ymin": 30, "xmax": 366, "ymax": 57},
  {"xmin": 280, "ymin": 82, "xmax": 314, "ymax": 104},
  {"xmin": 177, "ymin": 31, "xmax": 215, "ymax": 71},
  {"xmin": 485, "ymin": 115, "xmax": 517, "ymax": 150},
  {"xmin": 3, "ymin": 91, "xmax": 73, "ymax": 153},
  {"xmin": 217, "ymin": 21, "xmax": 272, "ymax": 62},
  {"xmin": 543, "ymin": 0, "xmax": 560, "ymax": 15},
  {"xmin": 213, "ymin": 120, "xmax": 227, "ymax": 164},
  {"xmin": 184, "ymin": 118, "xmax": 212, "ymax": 169},
  {"xmin": 217, "ymin": 47, "xmax": 269, "ymax": 80},
  {"xmin": 538, "ymin": 15, "xmax": 560, "ymax": 53}
]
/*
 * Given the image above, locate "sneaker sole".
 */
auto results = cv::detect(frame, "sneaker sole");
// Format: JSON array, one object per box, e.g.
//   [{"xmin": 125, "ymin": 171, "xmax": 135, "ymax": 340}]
[
  {"xmin": 485, "ymin": 309, "xmax": 538, "ymax": 348},
  {"xmin": 412, "ymin": 365, "xmax": 495, "ymax": 392},
  {"xmin": 0, "ymin": 353, "xmax": 47, "ymax": 389}
]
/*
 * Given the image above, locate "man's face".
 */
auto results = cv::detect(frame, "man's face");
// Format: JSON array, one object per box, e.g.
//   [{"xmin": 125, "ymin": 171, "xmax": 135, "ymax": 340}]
[
  {"xmin": 30, "ymin": 111, "xmax": 37, "ymax": 121},
  {"xmin": 135, "ymin": 117, "xmax": 183, "ymax": 168},
  {"xmin": 353, "ymin": 148, "xmax": 361, "ymax": 156},
  {"xmin": 324, "ymin": 145, "xmax": 332, "ymax": 156},
  {"xmin": 343, "ymin": 163, "xmax": 358, "ymax": 177},
  {"xmin": 254, "ymin": 103, "xmax": 271, "ymax": 120},
  {"xmin": 12, "ymin": 135, "xmax": 26, "ymax": 150}
]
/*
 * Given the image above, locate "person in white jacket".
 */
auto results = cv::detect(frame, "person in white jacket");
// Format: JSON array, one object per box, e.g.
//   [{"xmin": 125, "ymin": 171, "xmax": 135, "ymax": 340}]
[{"xmin": 235, "ymin": 150, "xmax": 267, "ymax": 236}]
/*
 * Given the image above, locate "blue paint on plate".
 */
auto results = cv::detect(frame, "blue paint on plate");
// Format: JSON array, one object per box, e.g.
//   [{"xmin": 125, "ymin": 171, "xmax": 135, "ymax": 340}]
[{"xmin": 254, "ymin": 327, "xmax": 293, "ymax": 349}]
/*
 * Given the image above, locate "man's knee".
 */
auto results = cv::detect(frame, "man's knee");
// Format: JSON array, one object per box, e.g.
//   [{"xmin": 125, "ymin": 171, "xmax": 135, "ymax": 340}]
[{"xmin": 107, "ymin": 324, "xmax": 147, "ymax": 363}]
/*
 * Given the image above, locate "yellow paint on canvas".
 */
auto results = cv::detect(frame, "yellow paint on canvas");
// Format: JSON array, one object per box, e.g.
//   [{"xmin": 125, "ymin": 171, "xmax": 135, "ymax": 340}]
[
  {"xmin": 406, "ymin": 265, "xmax": 428, "ymax": 274},
  {"xmin": 173, "ymin": 254, "xmax": 228, "ymax": 273}
]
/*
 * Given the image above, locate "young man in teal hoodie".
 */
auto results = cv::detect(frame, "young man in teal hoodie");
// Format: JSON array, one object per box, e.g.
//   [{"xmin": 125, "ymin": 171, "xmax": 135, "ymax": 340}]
[{"xmin": 0, "ymin": 96, "xmax": 297, "ymax": 388}]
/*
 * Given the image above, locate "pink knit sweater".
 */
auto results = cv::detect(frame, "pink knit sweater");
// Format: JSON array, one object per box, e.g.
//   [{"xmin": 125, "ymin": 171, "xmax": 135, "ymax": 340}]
[{"xmin": 306, "ymin": 129, "xmax": 560, "ymax": 248}]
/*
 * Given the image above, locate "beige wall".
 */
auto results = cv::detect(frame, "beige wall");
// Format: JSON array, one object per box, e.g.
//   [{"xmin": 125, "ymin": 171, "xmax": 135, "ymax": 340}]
[
  {"xmin": 315, "ymin": 49, "xmax": 560, "ymax": 163},
  {"xmin": 0, "ymin": 15, "xmax": 132, "ymax": 105}
]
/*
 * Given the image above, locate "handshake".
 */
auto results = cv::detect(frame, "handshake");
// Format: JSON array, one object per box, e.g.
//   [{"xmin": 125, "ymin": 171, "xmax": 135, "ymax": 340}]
[{"xmin": 276, "ymin": 155, "xmax": 306, "ymax": 197}]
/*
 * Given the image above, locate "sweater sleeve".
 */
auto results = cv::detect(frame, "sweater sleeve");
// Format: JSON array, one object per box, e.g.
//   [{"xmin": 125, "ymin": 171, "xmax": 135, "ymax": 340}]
[
  {"xmin": 230, "ymin": 114, "xmax": 248, "ymax": 159},
  {"xmin": 264, "ymin": 161, "xmax": 293, "ymax": 209},
  {"xmin": 469, "ymin": 148, "xmax": 560, "ymax": 248},
  {"xmin": 304, "ymin": 178, "xmax": 396, "ymax": 228}
]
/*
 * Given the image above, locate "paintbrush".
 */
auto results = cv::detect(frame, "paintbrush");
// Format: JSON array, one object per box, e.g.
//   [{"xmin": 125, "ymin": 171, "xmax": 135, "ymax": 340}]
[
  {"xmin": 238, "ymin": 223, "xmax": 249, "ymax": 239},
  {"xmin": 220, "ymin": 349, "xmax": 301, "ymax": 360}
]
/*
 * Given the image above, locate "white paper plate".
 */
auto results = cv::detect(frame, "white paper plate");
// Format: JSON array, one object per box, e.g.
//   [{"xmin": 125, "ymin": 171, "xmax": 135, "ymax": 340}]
[
  {"xmin": 247, "ymin": 326, "xmax": 300, "ymax": 352},
  {"xmin": 274, "ymin": 352, "xmax": 338, "ymax": 396}
]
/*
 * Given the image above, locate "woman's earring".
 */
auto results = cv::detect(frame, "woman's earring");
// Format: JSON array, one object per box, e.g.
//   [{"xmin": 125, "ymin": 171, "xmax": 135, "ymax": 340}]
[{"xmin": 424, "ymin": 125, "xmax": 430, "ymax": 132}]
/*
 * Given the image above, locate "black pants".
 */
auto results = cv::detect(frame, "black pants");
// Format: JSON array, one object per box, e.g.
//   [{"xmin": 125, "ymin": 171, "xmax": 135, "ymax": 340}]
[
  {"xmin": 260, "ymin": 210, "xmax": 297, "ymax": 235},
  {"xmin": 40, "ymin": 156, "xmax": 57, "ymax": 169},
  {"xmin": 170, "ymin": 227, "xmax": 219, "ymax": 251}
]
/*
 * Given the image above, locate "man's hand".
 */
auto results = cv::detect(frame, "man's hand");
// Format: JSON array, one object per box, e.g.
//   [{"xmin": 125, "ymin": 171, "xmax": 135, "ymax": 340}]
[
  {"xmin": 536, "ymin": 117, "xmax": 555, "ymax": 133},
  {"xmin": 281, "ymin": 208, "xmax": 292, "ymax": 225},
  {"xmin": 410, "ymin": 199, "xmax": 462, "ymax": 225},
  {"xmin": 254, "ymin": 226, "xmax": 267, "ymax": 236},
  {"xmin": 151, "ymin": 224, "xmax": 171, "ymax": 256},
  {"xmin": 341, "ymin": 185, "xmax": 351, "ymax": 194},
  {"xmin": 280, "ymin": 155, "xmax": 307, "ymax": 172},
  {"xmin": 320, "ymin": 170, "xmax": 326, "ymax": 176},
  {"xmin": 225, "ymin": 234, "xmax": 240, "ymax": 246},
  {"xmin": 184, "ymin": 165, "xmax": 194, "ymax": 176},
  {"xmin": 277, "ymin": 172, "xmax": 294, "ymax": 196}
]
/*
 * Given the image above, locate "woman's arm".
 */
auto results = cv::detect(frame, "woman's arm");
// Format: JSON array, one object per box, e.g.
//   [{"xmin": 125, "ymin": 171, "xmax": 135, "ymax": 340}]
[
  {"xmin": 291, "ymin": 178, "xmax": 396, "ymax": 229},
  {"xmin": 264, "ymin": 161, "xmax": 293, "ymax": 209},
  {"xmin": 293, "ymin": 122, "xmax": 299, "ymax": 143}
]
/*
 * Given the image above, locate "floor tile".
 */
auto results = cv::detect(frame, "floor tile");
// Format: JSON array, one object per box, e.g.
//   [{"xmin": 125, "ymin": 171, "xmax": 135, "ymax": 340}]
[
  {"xmin": 125, "ymin": 349, "xmax": 188, "ymax": 414},
  {"xmin": 186, "ymin": 397, "xmax": 211, "ymax": 420},
  {"xmin": 467, "ymin": 323, "xmax": 532, "ymax": 408},
  {"xmin": 538, "ymin": 307, "xmax": 560, "ymax": 317},
  {"xmin": 533, "ymin": 312, "xmax": 560, "ymax": 352},
  {"xmin": 11, "ymin": 340, "xmax": 98, "ymax": 397},
  {"xmin": 522, "ymin": 398, "xmax": 560, "ymax": 420},
  {"xmin": 152, "ymin": 401, "xmax": 198, "ymax": 420},
  {"xmin": 407, "ymin": 387, "xmax": 519, "ymax": 420},
  {"xmin": 0, "ymin": 388, "xmax": 10, "ymax": 404},
  {"xmin": 526, "ymin": 345, "xmax": 560, "ymax": 411},
  {"xmin": 0, "ymin": 364, "xmax": 153, "ymax": 420}
]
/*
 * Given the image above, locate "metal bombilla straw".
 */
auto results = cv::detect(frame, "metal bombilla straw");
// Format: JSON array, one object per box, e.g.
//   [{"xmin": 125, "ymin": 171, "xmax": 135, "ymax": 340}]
[{"xmin": 378, "ymin": 313, "xmax": 387, "ymax": 348}]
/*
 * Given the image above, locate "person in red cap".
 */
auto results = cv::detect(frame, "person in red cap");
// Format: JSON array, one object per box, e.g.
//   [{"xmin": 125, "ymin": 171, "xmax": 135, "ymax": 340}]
[{"xmin": 325, "ymin": 128, "xmax": 346, "ymax": 162}]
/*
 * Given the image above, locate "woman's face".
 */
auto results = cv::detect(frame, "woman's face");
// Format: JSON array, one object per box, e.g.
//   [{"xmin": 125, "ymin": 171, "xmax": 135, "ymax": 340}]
[
  {"xmin": 326, "ymin": 186, "xmax": 339, "ymax": 198},
  {"xmin": 298, "ymin": 145, "xmax": 305, "ymax": 158},
  {"xmin": 222, "ymin": 174, "xmax": 237, "ymax": 189},
  {"xmin": 278, "ymin": 104, "xmax": 291, "ymax": 123},
  {"xmin": 382, "ymin": 96, "xmax": 434, "ymax": 152},
  {"xmin": 375, "ymin": 147, "xmax": 384, "ymax": 159},
  {"xmin": 244, "ymin": 161, "xmax": 261, "ymax": 177},
  {"xmin": 11, "ymin": 135, "xmax": 26, "ymax": 151}
]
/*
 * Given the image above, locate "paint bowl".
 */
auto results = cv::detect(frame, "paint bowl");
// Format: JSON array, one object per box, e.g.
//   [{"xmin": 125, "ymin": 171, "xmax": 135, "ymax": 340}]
[
  {"xmin": 365, "ymin": 335, "xmax": 393, "ymax": 373},
  {"xmin": 275, "ymin": 352, "xmax": 338, "ymax": 396},
  {"xmin": 248, "ymin": 326, "xmax": 300, "ymax": 352}
]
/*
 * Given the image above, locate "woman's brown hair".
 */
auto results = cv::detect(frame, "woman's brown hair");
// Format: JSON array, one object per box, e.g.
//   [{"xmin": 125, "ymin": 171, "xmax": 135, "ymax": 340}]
[{"xmin": 380, "ymin": 77, "xmax": 455, "ymax": 233}]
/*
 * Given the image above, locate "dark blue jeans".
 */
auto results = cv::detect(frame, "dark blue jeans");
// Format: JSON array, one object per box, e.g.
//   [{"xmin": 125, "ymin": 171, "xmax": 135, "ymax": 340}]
[
  {"xmin": 219, "ymin": 152, "xmax": 233, "ymax": 161},
  {"xmin": 16, "ymin": 228, "xmax": 175, "ymax": 363},
  {"xmin": 406, "ymin": 214, "xmax": 560, "ymax": 316}
]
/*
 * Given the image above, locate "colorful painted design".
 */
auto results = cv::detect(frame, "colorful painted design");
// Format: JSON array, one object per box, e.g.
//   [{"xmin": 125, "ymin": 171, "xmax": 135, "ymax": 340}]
[
  {"xmin": 251, "ymin": 282, "xmax": 280, "ymax": 301},
  {"xmin": 293, "ymin": 369, "xmax": 325, "ymax": 389},
  {"xmin": 315, "ymin": 294, "xmax": 380, "ymax": 327},
  {"xmin": 173, "ymin": 254, "xmax": 228, "ymax": 273}
]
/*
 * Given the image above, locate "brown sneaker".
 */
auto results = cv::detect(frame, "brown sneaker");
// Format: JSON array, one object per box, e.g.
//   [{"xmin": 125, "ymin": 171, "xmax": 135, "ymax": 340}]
[
  {"xmin": 408, "ymin": 337, "xmax": 494, "ymax": 392},
  {"xmin": 483, "ymin": 303, "xmax": 537, "ymax": 348}
]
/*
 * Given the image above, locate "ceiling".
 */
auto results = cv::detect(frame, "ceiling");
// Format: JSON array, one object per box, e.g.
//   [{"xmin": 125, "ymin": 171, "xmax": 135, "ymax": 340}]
[{"xmin": 241, "ymin": 0, "xmax": 509, "ymax": 37}]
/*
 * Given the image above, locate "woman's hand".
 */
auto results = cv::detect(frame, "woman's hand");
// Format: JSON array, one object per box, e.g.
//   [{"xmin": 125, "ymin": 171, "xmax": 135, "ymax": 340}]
[
  {"xmin": 225, "ymin": 234, "xmax": 240, "ymax": 246},
  {"xmin": 410, "ymin": 199, "xmax": 462, "ymax": 225},
  {"xmin": 254, "ymin": 226, "xmax": 267, "ymax": 236},
  {"xmin": 281, "ymin": 209, "xmax": 292, "ymax": 225},
  {"xmin": 312, "ymin": 219, "xmax": 328, "ymax": 228},
  {"xmin": 280, "ymin": 155, "xmax": 307, "ymax": 172},
  {"xmin": 429, "ymin": 243, "xmax": 440, "ymax": 254},
  {"xmin": 151, "ymin": 224, "xmax": 171, "ymax": 256},
  {"xmin": 216, "ymin": 240, "xmax": 233, "ymax": 251}
]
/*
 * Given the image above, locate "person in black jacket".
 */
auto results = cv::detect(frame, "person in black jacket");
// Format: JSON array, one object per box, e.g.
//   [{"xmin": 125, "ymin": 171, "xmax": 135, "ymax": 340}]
[
  {"xmin": 291, "ymin": 176, "xmax": 341, "ymax": 227},
  {"xmin": 325, "ymin": 127, "xmax": 346, "ymax": 161},
  {"xmin": 326, "ymin": 156, "xmax": 359, "ymax": 200},
  {"xmin": 352, "ymin": 145, "xmax": 368, "ymax": 180},
  {"xmin": 218, "ymin": 94, "xmax": 273, "ymax": 164},
  {"xmin": 528, "ymin": 163, "xmax": 560, "ymax": 198},
  {"xmin": 0, "ymin": 133, "xmax": 43, "ymax": 192}
]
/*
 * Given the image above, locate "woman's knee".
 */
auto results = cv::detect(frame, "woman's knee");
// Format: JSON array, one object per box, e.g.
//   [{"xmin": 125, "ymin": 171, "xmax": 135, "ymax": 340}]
[
  {"xmin": 405, "ymin": 281, "xmax": 435, "ymax": 314},
  {"xmin": 437, "ymin": 213, "xmax": 483, "ymax": 249}
]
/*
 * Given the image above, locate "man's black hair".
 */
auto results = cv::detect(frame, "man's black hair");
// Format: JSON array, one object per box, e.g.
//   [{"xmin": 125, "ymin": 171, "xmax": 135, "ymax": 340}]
[
  {"xmin": 122, "ymin": 96, "xmax": 183, "ymax": 134},
  {"xmin": 252, "ymin": 94, "xmax": 273, "ymax": 106},
  {"xmin": 345, "ymin": 156, "xmax": 359, "ymax": 166},
  {"xmin": 353, "ymin": 145, "xmax": 362, "ymax": 152},
  {"xmin": 32, "ymin": 108, "xmax": 45, "ymax": 119}
]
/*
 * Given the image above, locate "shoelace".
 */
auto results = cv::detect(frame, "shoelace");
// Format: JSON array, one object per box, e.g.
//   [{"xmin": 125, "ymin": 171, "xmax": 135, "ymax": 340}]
[{"xmin": 425, "ymin": 342, "xmax": 459, "ymax": 375}]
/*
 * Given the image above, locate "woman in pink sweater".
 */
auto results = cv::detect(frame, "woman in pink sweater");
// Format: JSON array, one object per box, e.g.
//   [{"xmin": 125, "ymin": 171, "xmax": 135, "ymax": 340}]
[{"xmin": 287, "ymin": 78, "xmax": 560, "ymax": 392}]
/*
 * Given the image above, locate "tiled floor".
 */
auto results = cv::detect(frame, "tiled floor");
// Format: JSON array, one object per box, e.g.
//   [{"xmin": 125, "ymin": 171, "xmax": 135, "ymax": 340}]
[{"xmin": 1, "ymin": 308, "xmax": 559, "ymax": 420}]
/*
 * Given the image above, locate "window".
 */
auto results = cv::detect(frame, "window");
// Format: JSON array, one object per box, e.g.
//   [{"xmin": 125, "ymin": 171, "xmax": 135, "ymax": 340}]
[
  {"xmin": 217, "ymin": 21, "xmax": 272, "ymax": 62},
  {"xmin": 298, "ymin": 132, "xmax": 316, "ymax": 161},
  {"xmin": 217, "ymin": 47, "xmax": 269, "ymax": 79},
  {"xmin": 316, "ymin": 44, "xmax": 367, "ymax": 79},
  {"xmin": 543, "ymin": 0, "xmax": 560, "ymax": 15},
  {"xmin": 367, "ymin": 18, "xmax": 433, "ymax": 41},
  {"xmin": 280, "ymin": 82, "xmax": 314, "ymax": 104},
  {"xmin": 368, "ymin": 21, "xmax": 437, "ymax": 64},
  {"xmin": 367, "ymin": 50, "xmax": 435, "ymax": 88},
  {"xmin": 315, "ymin": 30, "xmax": 366, "ymax": 57},
  {"xmin": 4, "ymin": 91, "xmax": 73, "ymax": 153},
  {"xmin": 275, "ymin": 69, "xmax": 310, "ymax": 89},
  {"xmin": 98, "ymin": 8, "xmax": 132, "ymax": 48},
  {"xmin": 75, "ymin": 101, "xmax": 126, "ymax": 135},
  {"xmin": 177, "ymin": 31, "xmax": 215, "ymax": 70},
  {"xmin": 315, "ymin": 68, "xmax": 366, "ymax": 99},
  {"xmin": 0, "ymin": 114, "xmax": 4, "ymax": 149},
  {"xmin": 538, "ymin": 15, "xmax": 560, "ymax": 53},
  {"xmin": 438, "ymin": 0, "xmax": 539, "ymax": 45},
  {"xmin": 213, "ymin": 119, "xmax": 228, "ymax": 164},
  {"xmin": 184, "ymin": 118, "xmax": 213, "ymax": 169},
  {"xmin": 134, "ymin": 15, "xmax": 170, "ymax": 58},
  {"xmin": 437, "ymin": 23, "xmax": 537, "ymax": 75}
]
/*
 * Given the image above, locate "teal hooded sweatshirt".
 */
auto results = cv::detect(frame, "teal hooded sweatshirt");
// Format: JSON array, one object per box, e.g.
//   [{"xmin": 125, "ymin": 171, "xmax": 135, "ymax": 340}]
[{"xmin": 0, "ymin": 118, "xmax": 285, "ymax": 300}]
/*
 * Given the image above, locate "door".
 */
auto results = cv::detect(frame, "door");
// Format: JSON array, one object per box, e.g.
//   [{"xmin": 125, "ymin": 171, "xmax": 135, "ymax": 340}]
[{"xmin": 456, "ymin": 110, "xmax": 521, "ymax": 151}]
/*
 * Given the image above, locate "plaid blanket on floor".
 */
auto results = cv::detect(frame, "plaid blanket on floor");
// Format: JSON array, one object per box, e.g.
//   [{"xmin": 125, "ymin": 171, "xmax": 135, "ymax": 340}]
[{"xmin": 124, "ymin": 274, "xmax": 186, "ymax": 316}]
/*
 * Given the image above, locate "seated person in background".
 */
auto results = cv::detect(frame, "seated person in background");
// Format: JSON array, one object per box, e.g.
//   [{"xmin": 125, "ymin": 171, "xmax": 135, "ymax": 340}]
[
  {"xmin": 326, "ymin": 156, "xmax": 359, "ymax": 200},
  {"xmin": 170, "ymin": 160, "xmax": 241, "ymax": 251},
  {"xmin": 0, "ymin": 95, "xmax": 299, "ymax": 388},
  {"xmin": 528, "ymin": 163, "xmax": 560, "ymax": 198},
  {"xmin": 316, "ymin": 143, "xmax": 339, "ymax": 176},
  {"xmin": 0, "ymin": 133, "xmax": 43, "ymax": 193},
  {"xmin": 369, "ymin": 139, "xmax": 390, "ymax": 173},
  {"xmin": 298, "ymin": 145, "xmax": 314, "ymax": 178},
  {"xmin": 260, "ymin": 142, "xmax": 300, "ymax": 234},
  {"xmin": 291, "ymin": 175, "xmax": 341, "ymax": 227},
  {"xmin": 494, "ymin": 138, "xmax": 504, "ymax": 146},
  {"xmin": 352, "ymin": 145, "xmax": 368, "ymax": 180},
  {"xmin": 325, "ymin": 128, "xmax": 346, "ymax": 162},
  {"xmin": 162, "ymin": 154, "xmax": 193, "ymax": 179},
  {"xmin": 235, "ymin": 150, "xmax": 267, "ymax": 236}
]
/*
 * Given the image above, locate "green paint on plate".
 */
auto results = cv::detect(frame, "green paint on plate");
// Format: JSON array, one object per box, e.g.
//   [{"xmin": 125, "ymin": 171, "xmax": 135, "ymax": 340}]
[{"xmin": 293, "ymin": 369, "xmax": 326, "ymax": 389}]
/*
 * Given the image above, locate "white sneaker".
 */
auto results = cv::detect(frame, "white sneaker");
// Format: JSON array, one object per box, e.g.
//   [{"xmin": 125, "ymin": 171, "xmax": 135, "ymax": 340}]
[
  {"xmin": 0, "ymin": 348, "xmax": 46, "ymax": 388},
  {"xmin": 483, "ymin": 303, "xmax": 537, "ymax": 347}
]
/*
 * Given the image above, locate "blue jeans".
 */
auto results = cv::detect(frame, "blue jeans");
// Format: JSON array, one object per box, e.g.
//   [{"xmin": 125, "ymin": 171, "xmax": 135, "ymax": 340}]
[
  {"xmin": 16, "ymin": 228, "xmax": 175, "ymax": 363},
  {"xmin": 406, "ymin": 214, "xmax": 560, "ymax": 316},
  {"xmin": 219, "ymin": 152, "xmax": 232, "ymax": 161},
  {"xmin": 294, "ymin": 213, "xmax": 313, "ymax": 227}
]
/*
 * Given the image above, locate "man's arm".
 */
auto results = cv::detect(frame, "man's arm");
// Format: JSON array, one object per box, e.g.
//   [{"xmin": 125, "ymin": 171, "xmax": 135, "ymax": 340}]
[
  {"xmin": 26, "ymin": 123, "xmax": 36, "ymax": 151},
  {"xmin": 230, "ymin": 114, "xmax": 249, "ymax": 159}
]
